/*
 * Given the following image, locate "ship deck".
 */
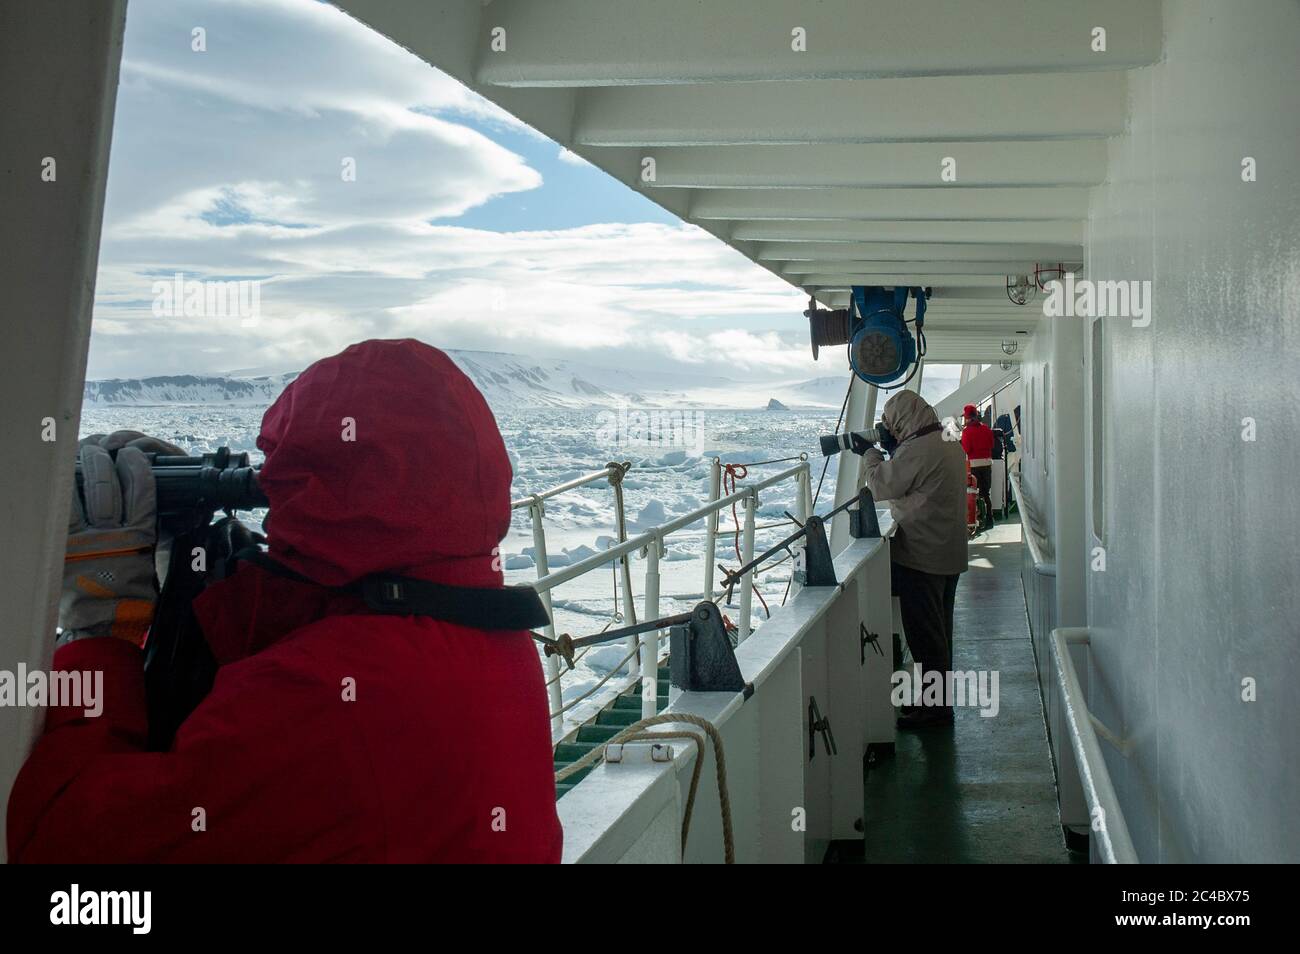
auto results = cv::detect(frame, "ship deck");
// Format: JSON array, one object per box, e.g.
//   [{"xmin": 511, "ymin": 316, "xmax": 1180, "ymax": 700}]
[{"xmin": 841, "ymin": 521, "xmax": 1080, "ymax": 864}]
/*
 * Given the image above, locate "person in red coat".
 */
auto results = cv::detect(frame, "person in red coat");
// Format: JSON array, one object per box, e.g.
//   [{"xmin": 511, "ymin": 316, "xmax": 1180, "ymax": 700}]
[
  {"xmin": 959, "ymin": 403, "xmax": 996, "ymax": 532},
  {"xmin": 8, "ymin": 339, "xmax": 563, "ymax": 863}
]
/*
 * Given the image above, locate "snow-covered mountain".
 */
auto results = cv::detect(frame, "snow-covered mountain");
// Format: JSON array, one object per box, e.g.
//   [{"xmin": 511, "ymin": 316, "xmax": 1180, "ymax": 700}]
[
  {"xmin": 83, "ymin": 372, "xmax": 300, "ymax": 406},
  {"xmin": 84, "ymin": 350, "xmax": 847, "ymax": 410}
]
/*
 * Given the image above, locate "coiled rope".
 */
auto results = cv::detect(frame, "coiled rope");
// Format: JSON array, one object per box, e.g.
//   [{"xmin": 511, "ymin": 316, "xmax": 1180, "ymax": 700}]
[{"xmin": 554, "ymin": 712, "xmax": 734, "ymax": 863}]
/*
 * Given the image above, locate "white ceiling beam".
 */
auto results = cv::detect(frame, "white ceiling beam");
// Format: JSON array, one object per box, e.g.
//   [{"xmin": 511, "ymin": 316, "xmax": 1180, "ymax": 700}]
[
  {"xmin": 755, "ymin": 242, "xmax": 1084, "ymax": 262},
  {"xmin": 801, "ymin": 273, "xmax": 1011, "ymax": 288},
  {"xmin": 731, "ymin": 220, "xmax": 1085, "ymax": 244},
  {"xmin": 924, "ymin": 322, "xmax": 1039, "ymax": 334},
  {"xmin": 780, "ymin": 260, "xmax": 1051, "ymax": 276},
  {"xmin": 907, "ymin": 338, "xmax": 1026, "ymax": 362},
  {"xmin": 819, "ymin": 289, "xmax": 1043, "ymax": 314},
  {"xmin": 690, "ymin": 187, "xmax": 1089, "ymax": 221},
  {"xmin": 575, "ymin": 73, "xmax": 1127, "ymax": 145},
  {"xmin": 920, "ymin": 302, "xmax": 1051, "ymax": 314},
  {"xmin": 474, "ymin": 0, "xmax": 1160, "ymax": 86},
  {"xmin": 636, "ymin": 141, "xmax": 1107, "ymax": 188},
  {"xmin": 929, "ymin": 288, "xmax": 1044, "ymax": 304},
  {"xmin": 331, "ymin": 0, "xmax": 1124, "ymax": 340}
]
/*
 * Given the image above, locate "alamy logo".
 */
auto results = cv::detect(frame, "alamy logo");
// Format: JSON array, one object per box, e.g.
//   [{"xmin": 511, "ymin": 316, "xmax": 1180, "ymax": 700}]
[
  {"xmin": 50, "ymin": 884, "xmax": 151, "ymax": 934},
  {"xmin": 891, "ymin": 664, "xmax": 1000, "ymax": 717},
  {"xmin": 1042, "ymin": 274, "xmax": 1151, "ymax": 327},
  {"xmin": 595, "ymin": 403, "xmax": 707, "ymax": 453},
  {"xmin": 0, "ymin": 666, "xmax": 102, "ymax": 717},
  {"xmin": 151, "ymin": 271, "xmax": 261, "ymax": 325}
]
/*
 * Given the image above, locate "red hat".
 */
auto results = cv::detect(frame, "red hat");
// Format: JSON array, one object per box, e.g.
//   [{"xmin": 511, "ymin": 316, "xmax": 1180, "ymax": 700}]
[{"xmin": 963, "ymin": 404, "xmax": 979, "ymax": 418}]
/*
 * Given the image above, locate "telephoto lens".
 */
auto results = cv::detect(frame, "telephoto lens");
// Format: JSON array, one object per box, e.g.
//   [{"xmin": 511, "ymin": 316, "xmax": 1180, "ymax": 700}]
[{"xmin": 818, "ymin": 431, "xmax": 876, "ymax": 457}]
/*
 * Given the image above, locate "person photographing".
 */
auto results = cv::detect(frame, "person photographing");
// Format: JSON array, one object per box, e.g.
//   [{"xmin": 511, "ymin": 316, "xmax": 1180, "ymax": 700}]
[
  {"xmin": 860, "ymin": 391, "xmax": 969, "ymax": 729},
  {"xmin": 8, "ymin": 339, "xmax": 563, "ymax": 863}
]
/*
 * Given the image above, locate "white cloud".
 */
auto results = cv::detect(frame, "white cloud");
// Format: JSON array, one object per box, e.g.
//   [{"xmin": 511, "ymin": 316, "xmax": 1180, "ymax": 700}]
[{"xmin": 89, "ymin": 0, "xmax": 817, "ymax": 383}]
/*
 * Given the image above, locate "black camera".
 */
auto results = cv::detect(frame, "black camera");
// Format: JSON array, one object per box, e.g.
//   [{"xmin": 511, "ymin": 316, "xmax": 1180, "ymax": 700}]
[
  {"xmin": 819, "ymin": 423, "xmax": 895, "ymax": 457},
  {"xmin": 75, "ymin": 446, "xmax": 267, "ymax": 519}
]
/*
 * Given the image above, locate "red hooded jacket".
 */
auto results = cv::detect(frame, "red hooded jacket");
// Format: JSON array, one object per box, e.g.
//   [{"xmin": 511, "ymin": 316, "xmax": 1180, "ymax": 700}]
[
  {"xmin": 8, "ymin": 339, "xmax": 562, "ymax": 863},
  {"xmin": 960, "ymin": 420, "xmax": 996, "ymax": 464}
]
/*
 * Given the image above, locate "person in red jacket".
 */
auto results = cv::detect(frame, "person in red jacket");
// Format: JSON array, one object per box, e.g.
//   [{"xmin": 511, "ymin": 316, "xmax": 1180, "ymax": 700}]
[
  {"xmin": 7, "ymin": 339, "xmax": 563, "ymax": 863},
  {"xmin": 959, "ymin": 403, "xmax": 996, "ymax": 532}
]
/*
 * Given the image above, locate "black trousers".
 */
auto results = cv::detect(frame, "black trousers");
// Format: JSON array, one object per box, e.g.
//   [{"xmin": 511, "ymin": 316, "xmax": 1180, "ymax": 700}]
[
  {"xmin": 971, "ymin": 464, "xmax": 993, "ymax": 524},
  {"xmin": 892, "ymin": 561, "xmax": 960, "ymax": 696}
]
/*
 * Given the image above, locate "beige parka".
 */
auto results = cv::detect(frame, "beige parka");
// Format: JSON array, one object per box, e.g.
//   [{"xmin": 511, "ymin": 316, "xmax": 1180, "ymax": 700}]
[{"xmin": 862, "ymin": 390, "xmax": 969, "ymax": 576}]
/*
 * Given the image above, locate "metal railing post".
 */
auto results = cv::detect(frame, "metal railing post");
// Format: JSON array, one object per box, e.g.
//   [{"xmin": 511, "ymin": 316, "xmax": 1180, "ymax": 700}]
[
  {"xmin": 608, "ymin": 463, "xmax": 640, "ymax": 679},
  {"xmin": 738, "ymin": 489, "xmax": 757, "ymax": 642},
  {"xmin": 795, "ymin": 461, "xmax": 810, "ymax": 526},
  {"xmin": 641, "ymin": 535, "xmax": 662, "ymax": 719},
  {"xmin": 529, "ymin": 498, "xmax": 564, "ymax": 733},
  {"xmin": 703, "ymin": 457, "xmax": 721, "ymax": 599},
  {"xmin": 790, "ymin": 461, "xmax": 812, "ymax": 600}
]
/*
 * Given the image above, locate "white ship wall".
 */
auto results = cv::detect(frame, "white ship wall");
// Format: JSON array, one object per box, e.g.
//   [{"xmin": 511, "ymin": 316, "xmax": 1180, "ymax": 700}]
[{"xmin": 1029, "ymin": 0, "xmax": 1300, "ymax": 862}]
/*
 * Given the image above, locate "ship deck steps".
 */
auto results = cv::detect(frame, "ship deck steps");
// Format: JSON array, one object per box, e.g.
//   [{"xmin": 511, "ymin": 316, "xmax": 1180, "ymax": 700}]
[{"xmin": 554, "ymin": 667, "xmax": 671, "ymax": 800}]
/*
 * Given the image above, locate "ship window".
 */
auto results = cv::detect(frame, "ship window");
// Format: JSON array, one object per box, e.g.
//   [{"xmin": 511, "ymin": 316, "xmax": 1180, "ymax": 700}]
[{"xmin": 1091, "ymin": 318, "xmax": 1105, "ymax": 542}]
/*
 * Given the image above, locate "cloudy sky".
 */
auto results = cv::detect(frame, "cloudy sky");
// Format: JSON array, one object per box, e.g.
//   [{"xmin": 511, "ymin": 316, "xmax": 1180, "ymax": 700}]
[{"xmin": 87, "ymin": 0, "xmax": 829, "ymax": 381}]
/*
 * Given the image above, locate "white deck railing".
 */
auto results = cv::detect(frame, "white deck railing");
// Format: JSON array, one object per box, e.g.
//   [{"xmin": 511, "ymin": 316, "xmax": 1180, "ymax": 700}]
[
  {"xmin": 1050, "ymin": 628, "xmax": 1138, "ymax": 864},
  {"xmin": 1010, "ymin": 467, "xmax": 1135, "ymax": 861},
  {"xmin": 557, "ymin": 527, "xmax": 897, "ymax": 863},
  {"xmin": 513, "ymin": 458, "xmax": 812, "ymax": 734}
]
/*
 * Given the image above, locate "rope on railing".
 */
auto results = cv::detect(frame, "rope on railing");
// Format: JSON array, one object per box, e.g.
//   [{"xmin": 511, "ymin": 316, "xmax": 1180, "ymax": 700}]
[
  {"xmin": 545, "ymin": 643, "xmax": 591, "ymax": 687},
  {"xmin": 721, "ymin": 463, "xmax": 771, "ymax": 619},
  {"xmin": 534, "ymin": 456, "xmax": 808, "ymax": 718},
  {"xmin": 547, "ymin": 643, "xmax": 642, "ymax": 718},
  {"xmin": 724, "ymin": 453, "xmax": 806, "ymax": 468},
  {"xmin": 555, "ymin": 712, "xmax": 735, "ymax": 863}
]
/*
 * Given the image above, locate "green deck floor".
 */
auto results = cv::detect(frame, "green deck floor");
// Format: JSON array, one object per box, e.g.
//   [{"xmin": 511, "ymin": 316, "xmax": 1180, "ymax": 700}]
[
  {"xmin": 853, "ymin": 521, "xmax": 1081, "ymax": 864},
  {"xmin": 556, "ymin": 517, "xmax": 1083, "ymax": 863}
]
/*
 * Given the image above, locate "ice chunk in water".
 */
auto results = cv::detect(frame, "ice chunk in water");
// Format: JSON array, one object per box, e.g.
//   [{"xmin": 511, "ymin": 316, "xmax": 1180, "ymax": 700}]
[{"xmin": 630, "ymin": 500, "xmax": 668, "ymax": 528}]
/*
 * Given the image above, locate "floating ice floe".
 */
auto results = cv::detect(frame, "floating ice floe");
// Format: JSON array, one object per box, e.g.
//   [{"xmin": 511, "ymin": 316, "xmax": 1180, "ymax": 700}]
[
  {"xmin": 654, "ymin": 450, "xmax": 692, "ymax": 467},
  {"xmin": 583, "ymin": 644, "xmax": 635, "ymax": 675},
  {"xmin": 562, "ymin": 544, "xmax": 616, "ymax": 568},
  {"xmin": 630, "ymin": 500, "xmax": 668, "ymax": 529}
]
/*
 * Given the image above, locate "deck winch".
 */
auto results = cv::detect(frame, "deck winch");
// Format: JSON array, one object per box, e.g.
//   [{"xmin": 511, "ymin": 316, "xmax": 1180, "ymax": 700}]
[{"xmin": 806, "ymin": 285, "xmax": 929, "ymax": 388}]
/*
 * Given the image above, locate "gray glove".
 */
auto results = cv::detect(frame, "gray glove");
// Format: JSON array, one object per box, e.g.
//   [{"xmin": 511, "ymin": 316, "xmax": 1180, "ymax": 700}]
[{"xmin": 60, "ymin": 433, "xmax": 183, "ymax": 646}]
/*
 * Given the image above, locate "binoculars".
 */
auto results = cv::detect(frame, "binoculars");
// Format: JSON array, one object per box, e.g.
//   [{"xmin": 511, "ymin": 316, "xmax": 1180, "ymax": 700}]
[{"xmin": 75, "ymin": 446, "xmax": 267, "ymax": 519}]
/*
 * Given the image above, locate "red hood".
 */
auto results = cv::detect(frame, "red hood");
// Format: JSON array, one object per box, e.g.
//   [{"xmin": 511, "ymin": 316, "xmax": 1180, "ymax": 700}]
[
  {"xmin": 256, "ymin": 338, "xmax": 512, "ymax": 589},
  {"xmin": 195, "ymin": 339, "xmax": 513, "ymax": 665}
]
